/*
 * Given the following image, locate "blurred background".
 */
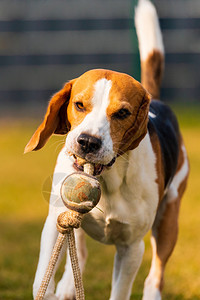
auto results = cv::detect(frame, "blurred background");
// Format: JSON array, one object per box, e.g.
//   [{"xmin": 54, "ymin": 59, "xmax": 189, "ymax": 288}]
[
  {"xmin": 0, "ymin": 0, "xmax": 200, "ymax": 299},
  {"xmin": 0, "ymin": 0, "xmax": 200, "ymax": 118}
]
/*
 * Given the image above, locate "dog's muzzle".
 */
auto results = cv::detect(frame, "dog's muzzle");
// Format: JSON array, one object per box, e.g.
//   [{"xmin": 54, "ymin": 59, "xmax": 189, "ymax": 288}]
[{"xmin": 77, "ymin": 133, "xmax": 102, "ymax": 154}]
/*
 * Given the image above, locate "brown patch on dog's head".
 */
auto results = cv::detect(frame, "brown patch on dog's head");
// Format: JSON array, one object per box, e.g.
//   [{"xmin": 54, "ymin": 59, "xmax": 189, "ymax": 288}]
[
  {"xmin": 25, "ymin": 69, "xmax": 150, "ymax": 159},
  {"xmin": 104, "ymin": 71, "xmax": 151, "ymax": 155}
]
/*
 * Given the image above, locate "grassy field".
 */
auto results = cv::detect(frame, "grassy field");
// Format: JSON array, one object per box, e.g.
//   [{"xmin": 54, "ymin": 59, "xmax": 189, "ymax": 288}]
[{"xmin": 0, "ymin": 104, "xmax": 200, "ymax": 299}]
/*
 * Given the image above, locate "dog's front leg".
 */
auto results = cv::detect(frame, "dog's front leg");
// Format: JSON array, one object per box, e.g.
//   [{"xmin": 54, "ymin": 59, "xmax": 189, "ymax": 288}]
[
  {"xmin": 110, "ymin": 240, "xmax": 145, "ymax": 300},
  {"xmin": 33, "ymin": 210, "xmax": 67, "ymax": 299},
  {"xmin": 33, "ymin": 151, "xmax": 75, "ymax": 299}
]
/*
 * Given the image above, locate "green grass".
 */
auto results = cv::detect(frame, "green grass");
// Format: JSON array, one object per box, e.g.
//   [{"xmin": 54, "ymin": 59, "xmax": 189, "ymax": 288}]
[{"xmin": 0, "ymin": 104, "xmax": 200, "ymax": 299}]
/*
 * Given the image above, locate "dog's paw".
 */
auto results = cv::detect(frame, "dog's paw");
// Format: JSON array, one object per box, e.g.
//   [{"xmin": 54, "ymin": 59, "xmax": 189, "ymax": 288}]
[
  {"xmin": 142, "ymin": 284, "xmax": 161, "ymax": 300},
  {"xmin": 58, "ymin": 297, "xmax": 75, "ymax": 300},
  {"xmin": 56, "ymin": 280, "xmax": 76, "ymax": 300},
  {"xmin": 56, "ymin": 292, "xmax": 76, "ymax": 300},
  {"xmin": 43, "ymin": 293, "xmax": 59, "ymax": 300}
]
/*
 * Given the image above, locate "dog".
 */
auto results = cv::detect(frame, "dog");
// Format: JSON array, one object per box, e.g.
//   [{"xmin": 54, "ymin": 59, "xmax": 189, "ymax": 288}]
[{"xmin": 25, "ymin": 0, "xmax": 189, "ymax": 299}]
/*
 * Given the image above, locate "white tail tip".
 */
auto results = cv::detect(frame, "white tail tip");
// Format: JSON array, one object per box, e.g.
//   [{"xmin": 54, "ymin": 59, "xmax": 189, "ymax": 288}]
[{"xmin": 135, "ymin": 0, "xmax": 164, "ymax": 61}]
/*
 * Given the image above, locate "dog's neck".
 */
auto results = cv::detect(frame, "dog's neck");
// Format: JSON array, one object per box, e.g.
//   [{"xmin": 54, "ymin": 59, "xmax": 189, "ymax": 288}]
[
  {"xmin": 98, "ymin": 153, "xmax": 129, "ymax": 193},
  {"xmin": 98, "ymin": 132, "xmax": 156, "ymax": 195}
]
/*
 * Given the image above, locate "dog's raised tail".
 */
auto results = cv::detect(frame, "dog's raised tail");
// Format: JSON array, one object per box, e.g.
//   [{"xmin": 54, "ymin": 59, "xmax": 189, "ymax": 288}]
[{"xmin": 135, "ymin": 0, "xmax": 164, "ymax": 99}]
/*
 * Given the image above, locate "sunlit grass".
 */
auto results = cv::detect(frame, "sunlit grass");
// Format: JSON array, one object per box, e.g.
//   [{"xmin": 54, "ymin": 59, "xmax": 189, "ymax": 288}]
[{"xmin": 0, "ymin": 104, "xmax": 200, "ymax": 299}]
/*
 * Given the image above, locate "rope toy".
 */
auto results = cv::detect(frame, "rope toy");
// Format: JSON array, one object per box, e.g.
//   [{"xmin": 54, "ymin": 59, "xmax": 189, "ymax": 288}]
[{"xmin": 35, "ymin": 161, "xmax": 101, "ymax": 300}]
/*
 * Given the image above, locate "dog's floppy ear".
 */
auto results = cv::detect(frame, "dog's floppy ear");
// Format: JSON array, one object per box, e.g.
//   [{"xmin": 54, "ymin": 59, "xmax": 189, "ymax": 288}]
[
  {"xmin": 24, "ymin": 81, "xmax": 74, "ymax": 153},
  {"xmin": 119, "ymin": 91, "xmax": 150, "ymax": 154}
]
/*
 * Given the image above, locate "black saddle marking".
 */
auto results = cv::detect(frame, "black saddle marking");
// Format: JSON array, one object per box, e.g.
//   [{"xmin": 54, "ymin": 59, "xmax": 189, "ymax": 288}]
[{"xmin": 148, "ymin": 100, "xmax": 180, "ymax": 188}]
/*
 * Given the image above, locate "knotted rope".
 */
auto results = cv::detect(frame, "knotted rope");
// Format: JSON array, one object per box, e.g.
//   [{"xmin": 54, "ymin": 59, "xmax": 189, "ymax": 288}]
[{"xmin": 35, "ymin": 161, "xmax": 101, "ymax": 300}]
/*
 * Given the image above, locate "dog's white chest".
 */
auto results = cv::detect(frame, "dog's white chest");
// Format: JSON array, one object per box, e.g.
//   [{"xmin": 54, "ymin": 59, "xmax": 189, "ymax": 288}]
[{"xmin": 81, "ymin": 134, "xmax": 159, "ymax": 245}]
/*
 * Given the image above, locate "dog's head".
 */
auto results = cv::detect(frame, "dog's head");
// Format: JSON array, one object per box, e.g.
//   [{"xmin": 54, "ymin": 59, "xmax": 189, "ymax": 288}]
[{"xmin": 25, "ymin": 69, "xmax": 150, "ymax": 174}]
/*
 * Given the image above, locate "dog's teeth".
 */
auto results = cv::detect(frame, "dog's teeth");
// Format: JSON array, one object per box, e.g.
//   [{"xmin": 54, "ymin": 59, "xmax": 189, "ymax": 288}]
[{"xmin": 77, "ymin": 156, "xmax": 87, "ymax": 166}]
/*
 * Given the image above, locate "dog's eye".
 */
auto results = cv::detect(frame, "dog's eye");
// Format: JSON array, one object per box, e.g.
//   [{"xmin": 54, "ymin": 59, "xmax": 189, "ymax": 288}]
[
  {"xmin": 113, "ymin": 108, "xmax": 131, "ymax": 120},
  {"xmin": 75, "ymin": 102, "xmax": 84, "ymax": 111}
]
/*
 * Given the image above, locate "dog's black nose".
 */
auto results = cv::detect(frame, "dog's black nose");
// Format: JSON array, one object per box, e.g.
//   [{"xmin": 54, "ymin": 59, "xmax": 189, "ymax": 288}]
[{"xmin": 77, "ymin": 134, "xmax": 102, "ymax": 154}]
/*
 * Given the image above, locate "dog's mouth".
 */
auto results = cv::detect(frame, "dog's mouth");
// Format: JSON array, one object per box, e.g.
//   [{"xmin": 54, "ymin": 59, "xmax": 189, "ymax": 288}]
[{"xmin": 73, "ymin": 155, "xmax": 116, "ymax": 176}]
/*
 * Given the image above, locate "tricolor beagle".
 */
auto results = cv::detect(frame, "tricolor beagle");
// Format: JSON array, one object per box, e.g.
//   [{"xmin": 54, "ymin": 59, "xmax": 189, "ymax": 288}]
[{"xmin": 25, "ymin": 0, "xmax": 189, "ymax": 299}]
